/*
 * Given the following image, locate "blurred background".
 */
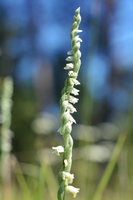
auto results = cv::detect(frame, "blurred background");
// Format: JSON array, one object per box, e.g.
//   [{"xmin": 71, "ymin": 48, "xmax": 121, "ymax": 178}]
[{"xmin": 0, "ymin": 0, "xmax": 133, "ymax": 200}]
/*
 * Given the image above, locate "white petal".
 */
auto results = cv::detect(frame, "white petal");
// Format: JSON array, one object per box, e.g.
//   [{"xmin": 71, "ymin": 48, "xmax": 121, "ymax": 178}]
[
  {"xmin": 68, "ymin": 71, "xmax": 77, "ymax": 78},
  {"xmin": 66, "ymin": 56, "xmax": 74, "ymax": 62},
  {"xmin": 63, "ymin": 172, "xmax": 74, "ymax": 184},
  {"xmin": 52, "ymin": 146, "xmax": 64, "ymax": 156},
  {"xmin": 66, "ymin": 186, "xmax": 80, "ymax": 197},
  {"xmin": 70, "ymin": 88, "xmax": 79, "ymax": 96},
  {"xmin": 62, "ymin": 111, "xmax": 76, "ymax": 124},
  {"xmin": 73, "ymin": 30, "xmax": 82, "ymax": 35},
  {"xmin": 69, "ymin": 78, "xmax": 80, "ymax": 85},
  {"xmin": 69, "ymin": 95, "xmax": 79, "ymax": 104},
  {"xmin": 69, "ymin": 114, "xmax": 76, "ymax": 124},
  {"xmin": 68, "ymin": 103, "xmax": 77, "ymax": 113},
  {"xmin": 64, "ymin": 63, "xmax": 74, "ymax": 70},
  {"xmin": 67, "ymin": 50, "xmax": 73, "ymax": 55}
]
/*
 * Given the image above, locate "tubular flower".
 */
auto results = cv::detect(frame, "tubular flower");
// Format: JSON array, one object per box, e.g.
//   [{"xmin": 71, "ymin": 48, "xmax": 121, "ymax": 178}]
[{"xmin": 66, "ymin": 186, "xmax": 80, "ymax": 198}]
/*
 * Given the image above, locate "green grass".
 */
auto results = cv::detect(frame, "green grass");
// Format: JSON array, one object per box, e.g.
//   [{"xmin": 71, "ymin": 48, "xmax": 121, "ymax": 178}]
[{"xmin": 0, "ymin": 139, "xmax": 133, "ymax": 200}]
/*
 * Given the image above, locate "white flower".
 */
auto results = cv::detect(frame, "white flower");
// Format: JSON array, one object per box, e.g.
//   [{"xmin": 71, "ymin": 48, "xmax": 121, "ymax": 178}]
[
  {"xmin": 68, "ymin": 71, "xmax": 77, "ymax": 78},
  {"xmin": 69, "ymin": 78, "xmax": 80, "ymax": 86},
  {"xmin": 66, "ymin": 56, "xmax": 74, "ymax": 62},
  {"xmin": 69, "ymin": 95, "xmax": 79, "ymax": 104},
  {"xmin": 68, "ymin": 114, "xmax": 76, "ymax": 124},
  {"xmin": 64, "ymin": 63, "xmax": 74, "ymax": 70},
  {"xmin": 73, "ymin": 29, "xmax": 82, "ymax": 35},
  {"xmin": 68, "ymin": 103, "xmax": 77, "ymax": 113},
  {"xmin": 70, "ymin": 87, "xmax": 79, "ymax": 96},
  {"xmin": 66, "ymin": 186, "xmax": 80, "ymax": 198},
  {"xmin": 67, "ymin": 50, "xmax": 73, "ymax": 55},
  {"xmin": 64, "ymin": 159, "xmax": 68, "ymax": 167},
  {"xmin": 67, "ymin": 86, "xmax": 79, "ymax": 96},
  {"xmin": 63, "ymin": 172, "xmax": 74, "ymax": 184},
  {"xmin": 52, "ymin": 146, "xmax": 64, "ymax": 156},
  {"xmin": 62, "ymin": 110, "xmax": 76, "ymax": 124}
]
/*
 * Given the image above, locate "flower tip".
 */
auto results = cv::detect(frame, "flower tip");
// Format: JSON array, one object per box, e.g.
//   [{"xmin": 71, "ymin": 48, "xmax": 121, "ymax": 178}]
[{"xmin": 76, "ymin": 7, "xmax": 80, "ymax": 13}]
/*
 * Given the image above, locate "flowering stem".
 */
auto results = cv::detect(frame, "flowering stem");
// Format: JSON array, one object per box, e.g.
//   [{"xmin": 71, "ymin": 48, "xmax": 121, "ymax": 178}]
[
  {"xmin": 1, "ymin": 76, "xmax": 13, "ymax": 197},
  {"xmin": 56, "ymin": 7, "xmax": 82, "ymax": 200}
]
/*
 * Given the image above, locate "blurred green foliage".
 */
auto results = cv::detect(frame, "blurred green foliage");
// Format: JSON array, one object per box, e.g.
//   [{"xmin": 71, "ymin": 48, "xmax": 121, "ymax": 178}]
[
  {"xmin": 0, "ymin": 80, "xmax": 133, "ymax": 200},
  {"xmin": 0, "ymin": 78, "xmax": 133, "ymax": 200}
]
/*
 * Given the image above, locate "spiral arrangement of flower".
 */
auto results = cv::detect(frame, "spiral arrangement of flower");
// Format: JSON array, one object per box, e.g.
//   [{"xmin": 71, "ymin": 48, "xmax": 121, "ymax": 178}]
[{"xmin": 52, "ymin": 7, "xmax": 82, "ymax": 200}]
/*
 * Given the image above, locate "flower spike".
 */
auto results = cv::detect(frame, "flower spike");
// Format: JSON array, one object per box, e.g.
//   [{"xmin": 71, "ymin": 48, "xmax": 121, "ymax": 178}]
[{"xmin": 53, "ymin": 7, "xmax": 82, "ymax": 199}]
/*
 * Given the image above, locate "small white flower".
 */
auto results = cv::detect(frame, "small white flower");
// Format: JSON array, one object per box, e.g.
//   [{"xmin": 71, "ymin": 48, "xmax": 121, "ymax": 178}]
[
  {"xmin": 70, "ymin": 87, "xmax": 79, "ymax": 96},
  {"xmin": 63, "ymin": 172, "xmax": 74, "ymax": 184},
  {"xmin": 52, "ymin": 146, "xmax": 64, "ymax": 156},
  {"xmin": 68, "ymin": 71, "xmax": 77, "ymax": 78},
  {"xmin": 64, "ymin": 159, "xmax": 68, "ymax": 167},
  {"xmin": 67, "ymin": 50, "xmax": 73, "ymax": 55},
  {"xmin": 64, "ymin": 63, "xmax": 74, "ymax": 70},
  {"xmin": 69, "ymin": 78, "xmax": 80, "ymax": 86},
  {"xmin": 66, "ymin": 186, "xmax": 80, "ymax": 198},
  {"xmin": 66, "ymin": 56, "xmax": 74, "ymax": 62},
  {"xmin": 68, "ymin": 103, "xmax": 77, "ymax": 113},
  {"xmin": 69, "ymin": 114, "xmax": 76, "ymax": 124},
  {"xmin": 69, "ymin": 95, "xmax": 79, "ymax": 104},
  {"xmin": 62, "ymin": 110, "xmax": 76, "ymax": 124},
  {"xmin": 73, "ymin": 29, "xmax": 82, "ymax": 35}
]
